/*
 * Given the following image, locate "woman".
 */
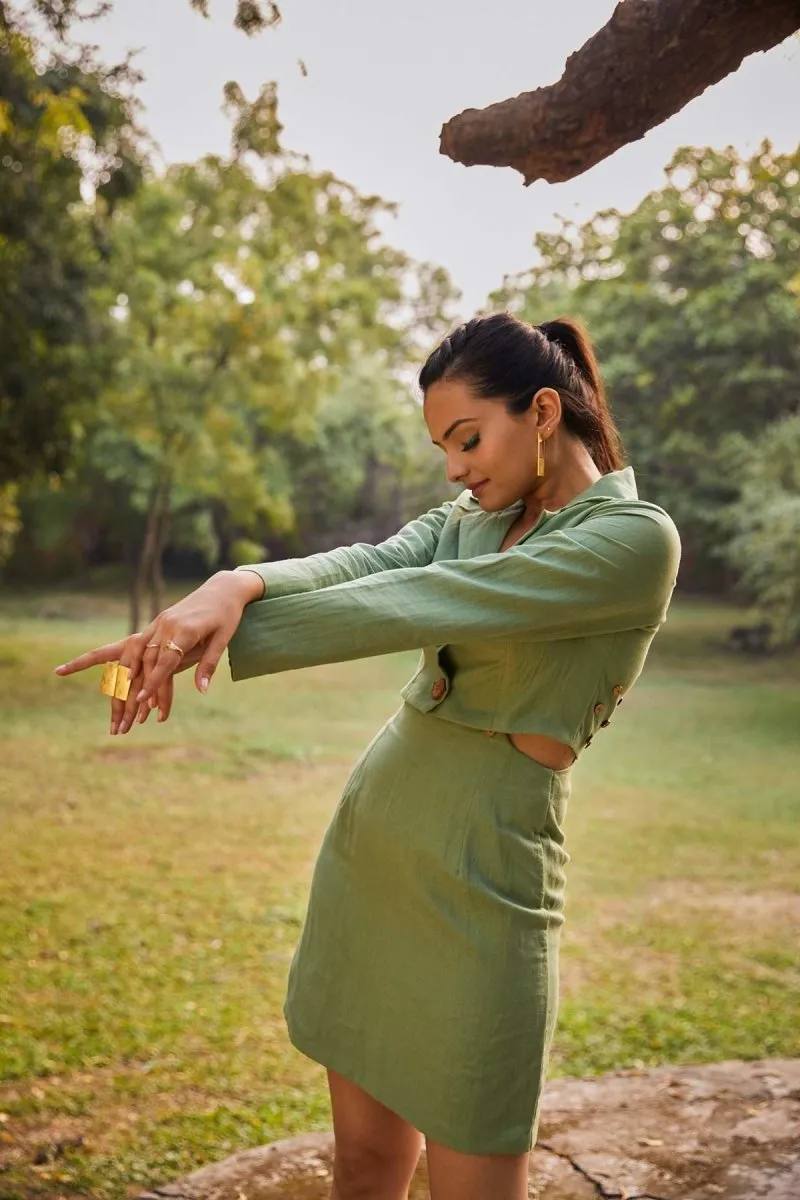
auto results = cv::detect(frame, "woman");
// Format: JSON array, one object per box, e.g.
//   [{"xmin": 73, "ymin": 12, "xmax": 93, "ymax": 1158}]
[{"xmin": 55, "ymin": 313, "xmax": 681, "ymax": 1200}]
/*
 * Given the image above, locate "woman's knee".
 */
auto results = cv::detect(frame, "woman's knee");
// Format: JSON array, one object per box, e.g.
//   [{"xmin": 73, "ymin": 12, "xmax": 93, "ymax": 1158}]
[
  {"xmin": 425, "ymin": 1135, "xmax": 529, "ymax": 1200},
  {"xmin": 327, "ymin": 1070, "xmax": 422, "ymax": 1200},
  {"xmin": 332, "ymin": 1140, "xmax": 416, "ymax": 1199}
]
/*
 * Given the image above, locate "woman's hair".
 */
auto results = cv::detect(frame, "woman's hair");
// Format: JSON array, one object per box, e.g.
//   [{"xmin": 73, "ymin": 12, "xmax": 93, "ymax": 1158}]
[{"xmin": 418, "ymin": 312, "xmax": 624, "ymax": 474}]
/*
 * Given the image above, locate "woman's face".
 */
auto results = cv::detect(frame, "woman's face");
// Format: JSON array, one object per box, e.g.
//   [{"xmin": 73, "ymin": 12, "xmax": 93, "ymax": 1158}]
[{"xmin": 423, "ymin": 377, "xmax": 554, "ymax": 511}]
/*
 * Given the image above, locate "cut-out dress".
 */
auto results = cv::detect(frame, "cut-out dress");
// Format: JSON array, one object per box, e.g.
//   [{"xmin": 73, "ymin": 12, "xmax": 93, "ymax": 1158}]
[{"xmin": 227, "ymin": 467, "xmax": 681, "ymax": 1154}]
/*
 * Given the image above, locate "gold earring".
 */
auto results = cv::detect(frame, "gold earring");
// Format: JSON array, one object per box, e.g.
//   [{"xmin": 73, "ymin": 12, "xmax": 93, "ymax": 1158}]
[{"xmin": 536, "ymin": 431, "xmax": 545, "ymax": 478}]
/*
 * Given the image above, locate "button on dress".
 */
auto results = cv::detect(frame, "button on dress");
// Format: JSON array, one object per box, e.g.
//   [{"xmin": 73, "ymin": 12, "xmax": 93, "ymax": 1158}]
[{"xmin": 227, "ymin": 467, "xmax": 681, "ymax": 1154}]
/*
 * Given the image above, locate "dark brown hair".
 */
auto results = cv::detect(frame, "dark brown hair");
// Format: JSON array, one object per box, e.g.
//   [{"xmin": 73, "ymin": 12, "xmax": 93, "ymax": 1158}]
[{"xmin": 418, "ymin": 312, "xmax": 624, "ymax": 474}]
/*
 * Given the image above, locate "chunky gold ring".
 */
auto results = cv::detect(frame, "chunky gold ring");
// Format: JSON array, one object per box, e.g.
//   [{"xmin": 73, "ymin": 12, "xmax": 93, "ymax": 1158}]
[
  {"xmin": 163, "ymin": 640, "xmax": 184, "ymax": 658},
  {"xmin": 100, "ymin": 662, "xmax": 132, "ymax": 701}
]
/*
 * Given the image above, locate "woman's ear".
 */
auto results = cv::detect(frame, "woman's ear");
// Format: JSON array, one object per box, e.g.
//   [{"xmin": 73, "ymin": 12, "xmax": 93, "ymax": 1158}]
[{"xmin": 531, "ymin": 387, "xmax": 561, "ymax": 433}]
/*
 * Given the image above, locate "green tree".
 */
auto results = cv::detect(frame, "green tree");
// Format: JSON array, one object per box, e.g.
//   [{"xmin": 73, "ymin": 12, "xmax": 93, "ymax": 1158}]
[
  {"xmin": 0, "ymin": 8, "xmax": 143, "ymax": 556},
  {"xmin": 273, "ymin": 354, "xmax": 453, "ymax": 558},
  {"xmin": 721, "ymin": 413, "xmax": 800, "ymax": 645},
  {"xmin": 492, "ymin": 141, "xmax": 800, "ymax": 587},
  {"xmin": 79, "ymin": 83, "xmax": 457, "ymax": 630}
]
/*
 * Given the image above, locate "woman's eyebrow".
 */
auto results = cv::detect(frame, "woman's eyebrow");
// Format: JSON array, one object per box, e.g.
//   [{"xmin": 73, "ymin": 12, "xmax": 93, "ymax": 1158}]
[{"xmin": 431, "ymin": 417, "xmax": 477, "ymax": 447}]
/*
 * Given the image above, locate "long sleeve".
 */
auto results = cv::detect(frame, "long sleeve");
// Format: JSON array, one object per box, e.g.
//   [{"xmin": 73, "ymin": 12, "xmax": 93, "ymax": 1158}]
[
  {"xmin": 235, "ymin": 498, "xmax": 457, "ymax": 599},
  {"xmin": 227, "ymin": 503, "xmax": 681, "ymax": 681}
]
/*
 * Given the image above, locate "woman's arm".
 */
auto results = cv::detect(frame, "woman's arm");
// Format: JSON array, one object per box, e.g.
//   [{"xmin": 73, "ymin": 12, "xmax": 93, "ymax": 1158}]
[
  {"xmin": 227, "ymin": 502, "xmax": 681, "ymax": 680},
  {"xmin": 235, "ymin": 498, "xmax": 458, "ymax": 600}
]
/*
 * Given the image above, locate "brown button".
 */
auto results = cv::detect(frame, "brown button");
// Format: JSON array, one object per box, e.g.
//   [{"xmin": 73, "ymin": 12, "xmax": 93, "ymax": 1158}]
[
  {"xmin": 485, "ymin": 729, "xmax": 496, "ymax": 737},
  {"xmin": 600, "ymin": 719, "xmax": 611, "ymax": 728},
  {"xmin": 612, "ymin": 685, "xmax": 625, "ymax": 698},
  {"xmin": 593, "ymin": 703, "xmax": 604, "ymax": 716},
  {"xmin": 430, "ymin": 678, "xmax": 447, "ymax": 701}
]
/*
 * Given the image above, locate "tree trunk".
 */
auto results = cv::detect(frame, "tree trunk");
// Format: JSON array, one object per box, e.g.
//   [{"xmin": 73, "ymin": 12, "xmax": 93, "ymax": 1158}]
[
  {"xmin": 439, "ymin": 0, "xmax": 800, "ymax": 184},
  {"xmin": 149, "ymin": 500, "xmax": 170, "ymax": 621},
  {"xmin": 129, "ymin": 486, "xmax": 162, "ymax": 634}
]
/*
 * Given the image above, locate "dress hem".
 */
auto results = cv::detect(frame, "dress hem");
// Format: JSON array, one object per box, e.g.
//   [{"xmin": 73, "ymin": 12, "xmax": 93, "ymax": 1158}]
[{"xmin": 284, "ymin": 1009, "xmax": 540, "ymax": 1158}]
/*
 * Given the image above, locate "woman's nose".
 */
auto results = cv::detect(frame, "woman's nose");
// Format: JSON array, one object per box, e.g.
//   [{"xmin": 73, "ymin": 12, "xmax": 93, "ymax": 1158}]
[{"xmin": 445, "ymin": 457, "xmax": 466, "ymax": 485}]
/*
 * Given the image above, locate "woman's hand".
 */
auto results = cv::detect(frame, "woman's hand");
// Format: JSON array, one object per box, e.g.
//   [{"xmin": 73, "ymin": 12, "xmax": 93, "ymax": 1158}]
[{"xmin": 53, "ymin": 569, "xmax": 264, "ymax": 735}]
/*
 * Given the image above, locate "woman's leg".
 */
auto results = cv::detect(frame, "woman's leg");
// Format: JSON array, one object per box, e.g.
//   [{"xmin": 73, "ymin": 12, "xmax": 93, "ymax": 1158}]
[
  {"xmin": 425, "ymin": 1135, "xmax": 530, "ymax": 1200},
  {"xmin": 327, "ymin": 1068, "xmax": 424, "ymax": 1200}
]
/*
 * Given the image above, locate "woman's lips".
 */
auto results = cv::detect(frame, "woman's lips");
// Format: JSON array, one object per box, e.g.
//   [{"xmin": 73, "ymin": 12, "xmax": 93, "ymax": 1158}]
[{"xmin": 471, "ymin": 480, "xmax": 489, "ymax": 496}]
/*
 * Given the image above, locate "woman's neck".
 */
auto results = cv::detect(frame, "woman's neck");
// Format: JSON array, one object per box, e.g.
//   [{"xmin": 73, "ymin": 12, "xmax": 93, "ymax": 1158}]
[{"xmin": 520, "ymin": 443, "xmax": 603, "ymax": 524}]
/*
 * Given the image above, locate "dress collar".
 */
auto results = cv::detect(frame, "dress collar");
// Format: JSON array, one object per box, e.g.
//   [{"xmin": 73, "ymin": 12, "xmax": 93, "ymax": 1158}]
[
  {"xmin": 465, "ymin": 465, "xmax": 638, "ymax": 514},
  {"xmin": 462, "ymin": 466, "xmax": 639, "ymax": 552}
]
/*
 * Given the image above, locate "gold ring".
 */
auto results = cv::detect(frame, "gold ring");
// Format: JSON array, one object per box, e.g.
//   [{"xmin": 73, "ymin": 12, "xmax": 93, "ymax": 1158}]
[
  {"xmin": 163, "ymin": 640, "xmax": 184, "ymax": 658},
  {"xmin": 100, "ymin": 662, "xmax": 132, "ymax": 701},
  {"xmin": 145, "ymin": 641, "xmax": 160, "ymax": 650}
]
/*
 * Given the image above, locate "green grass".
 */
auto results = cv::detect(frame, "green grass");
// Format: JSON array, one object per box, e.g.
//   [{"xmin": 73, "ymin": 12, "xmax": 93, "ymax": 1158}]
[{"xmin": 0, "ymin": 590, "xmax": 798, "ymax": 1198}]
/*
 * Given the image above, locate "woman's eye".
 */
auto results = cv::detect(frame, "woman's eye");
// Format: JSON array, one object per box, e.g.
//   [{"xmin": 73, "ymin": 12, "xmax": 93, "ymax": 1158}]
[{"xmin": 462, "ymin": 433, "xmax": 480, "ymax": 452}]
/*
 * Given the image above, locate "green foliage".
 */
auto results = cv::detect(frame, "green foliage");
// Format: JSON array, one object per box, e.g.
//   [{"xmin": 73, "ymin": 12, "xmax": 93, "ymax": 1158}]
[
  {"xmin": 275, "ymin": 356, "xmax": 452, "ymax": 551},
  {"xmin": 7, "ymin": 1, "xmax": 281, "ymax": 38},
  {"xmin": 492, "ymin": 141, "xmax": 800, "ymax": 589},
  {"xmin": 0, "ymin": 4, "xmax": 458, "ymax": 599},
  {"xmin": 0, "ymin": 14, "xmax": 144, "ymax": 488},
  {"xmin": 191, "ymin": 0, "xmax": 282, "ymax": 35},
  {"xmin": 70, "ymin": 81, "xmax": 457, "ymax": 623},
  {"xmin": 721, "ymin": 414, "xmax": 800, "ymax": 644}
]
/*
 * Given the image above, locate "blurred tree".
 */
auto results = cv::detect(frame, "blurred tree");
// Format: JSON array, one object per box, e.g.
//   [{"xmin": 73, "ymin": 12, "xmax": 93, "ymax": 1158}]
[
  {"xmin": 80, "ymin": 83, "xmax": 457, "ymax": 630},
  {"xmin": 273, "ymin": 354, "xmax": 453, "ymax": 559},
  {"xmin": 0, "ymin": 6, "xmax": 143, "ymax": 557},
  {"xmin": 189, "ymin": 0, "xmax": 281, "ymax": 36},
  {"xmin": 6, "ymin": 0, "xmax": 282, "ymax": 38},
  {"xmin": 721, "ymin": 412, "xmax": 800, "ymax": 645},
  {"xmin": 491, "ymin": 140, "xmax": 800, "ymax": 589}
]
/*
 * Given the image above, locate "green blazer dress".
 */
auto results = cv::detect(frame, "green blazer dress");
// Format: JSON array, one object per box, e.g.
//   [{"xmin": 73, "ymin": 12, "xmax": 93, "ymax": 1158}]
[{"xmin": 226, "ymin": 466, "xmax": 681, "ymax": 1156}]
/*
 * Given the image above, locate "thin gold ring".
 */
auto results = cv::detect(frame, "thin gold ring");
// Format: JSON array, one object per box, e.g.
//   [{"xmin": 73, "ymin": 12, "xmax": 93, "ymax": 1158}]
[
  {"xmin": 145, "ymin": 641, "xmax": 160, "ymax": 649},
  {"xmin": 163, "ymin": 640, "xmax": 185, "ymax": 658}
]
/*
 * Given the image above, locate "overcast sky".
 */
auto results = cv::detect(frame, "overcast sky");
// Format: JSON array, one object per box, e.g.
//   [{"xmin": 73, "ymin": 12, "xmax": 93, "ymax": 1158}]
[{"xmin": 92, "ymin": 0, "xmax": 799, "ymax": 314}]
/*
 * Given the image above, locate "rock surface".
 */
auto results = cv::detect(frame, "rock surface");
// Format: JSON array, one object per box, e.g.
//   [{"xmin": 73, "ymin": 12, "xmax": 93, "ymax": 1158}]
[{"xmin": 138, "ymin": 1058, "xmax": 800, "ymax": 1199}]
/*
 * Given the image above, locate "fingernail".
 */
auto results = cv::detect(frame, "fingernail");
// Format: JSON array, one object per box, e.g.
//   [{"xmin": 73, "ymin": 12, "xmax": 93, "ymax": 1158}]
[
  {"xmin": 157, "ymin": 710, "xmax": 165, "ymax": 722},
  {"xmin": 110, "ymin": 722, "xmax": 118, "ymax": 736},
  {"xmin": 54, "ymin": 665, "xmax": 65, "ymax": 673},
  {"xmin": 199, "ymin": 677, "xmax": 209, "ymax": 693},
  {"xmin": 148, "ymin": 696, "xmax": 157, "ymax": 710},
  {"xmin": 137, "ymin": 709, "xmax": 147, "ymax": 723},
  {"xmin": 119, "ymin": 720, "xmax": 129, "ymax": 735},
  {"xmin": 136, "ymin": 689, "xmax": 146, "ymax": 703}
]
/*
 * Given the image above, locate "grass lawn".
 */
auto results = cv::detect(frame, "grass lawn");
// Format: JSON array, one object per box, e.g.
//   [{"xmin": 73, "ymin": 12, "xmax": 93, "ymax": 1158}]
[{"xmin": 0, "ymin": 588, "xmax": 798, "ymax": 1198}]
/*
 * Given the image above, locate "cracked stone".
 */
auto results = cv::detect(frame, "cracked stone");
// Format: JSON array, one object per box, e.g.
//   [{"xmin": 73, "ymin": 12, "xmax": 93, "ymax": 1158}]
[{"xmin": 137, "ymin": 1058, "xmax": 800, "ymax": 1200}]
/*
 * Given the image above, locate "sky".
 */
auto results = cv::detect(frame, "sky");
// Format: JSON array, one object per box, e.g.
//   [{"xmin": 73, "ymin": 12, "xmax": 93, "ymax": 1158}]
[{"xmin": 91, "ymin": 0, "xmax": 799, "ymax": 314}]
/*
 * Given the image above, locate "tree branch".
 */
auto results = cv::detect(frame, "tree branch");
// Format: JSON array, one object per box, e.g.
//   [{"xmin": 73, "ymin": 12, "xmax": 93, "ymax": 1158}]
[{"xmin": 439, "ymin": 0, "xmax": 800, "ymax": 185}]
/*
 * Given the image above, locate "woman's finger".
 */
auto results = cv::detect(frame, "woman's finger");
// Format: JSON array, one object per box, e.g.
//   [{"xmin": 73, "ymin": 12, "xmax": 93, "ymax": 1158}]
[
  {"xmin": 123, "ymin": 639, "xmax": 163, "ymax": 732},
  {"xmin": 112, "ymin": 664, "xmax": 146, "ymax": 735},
  {"xmin": 194, "ymin": 627, "xmax": 233, "ymax": 694},
  {"xmin": 54, "ymin": 640, "xmax": 127, "ymax": 677},
  {"xmin": 135, "ymin": 636, "xmax": 201, "ymax": 705},
  {"xmin": 113, "ymin": 632, "xmax": 152, "ymax": 734},
  {"xmin": 157, "ymin": 675, "xmax": 174, "ymax": 723}
]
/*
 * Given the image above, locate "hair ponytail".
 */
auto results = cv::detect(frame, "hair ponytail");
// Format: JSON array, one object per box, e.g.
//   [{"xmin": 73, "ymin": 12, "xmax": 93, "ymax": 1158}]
[
  {"xmin": 537, "ymin": 319, "xmax": 603, "ymax": 399},
  {"xmin": 537, "ymin": 317, "xmax": 622, "ymax": 474},
  {"xmin": 419, "ymin": 311, "xmax": 624, "ymax": 475}
]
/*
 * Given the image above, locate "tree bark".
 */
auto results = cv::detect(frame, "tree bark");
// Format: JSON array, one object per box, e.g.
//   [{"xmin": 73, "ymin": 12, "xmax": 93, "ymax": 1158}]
[
  {"xmin": 439, "ymin": 0, "xmax": 800, "ymax": 185},
  {"xmin": 129, "ymin": 482, "xmax": 168, "ymax": 634},
  {"xmin": 149, "ymin": 500, "xmax": 169, "ymax": 621}
]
